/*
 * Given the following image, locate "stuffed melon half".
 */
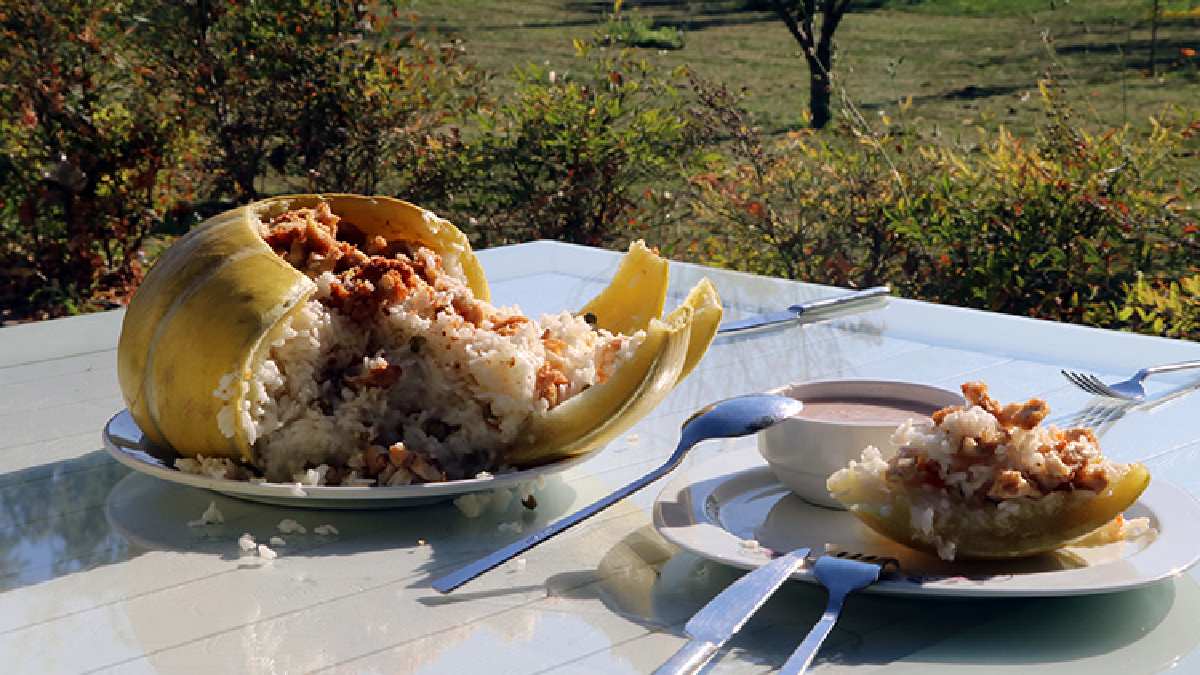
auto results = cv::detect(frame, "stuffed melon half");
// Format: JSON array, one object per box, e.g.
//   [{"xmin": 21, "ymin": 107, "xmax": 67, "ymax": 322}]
[
  {"xmin": 118, "ymin": 194, "xmax": 720, "ymax": 486},
  {"xmin": 827, "ymin": 381, "xmax": 1150, "ymax": 561}
]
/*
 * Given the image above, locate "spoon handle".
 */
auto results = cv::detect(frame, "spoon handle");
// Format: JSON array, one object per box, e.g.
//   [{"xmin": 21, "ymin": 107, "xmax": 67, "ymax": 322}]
[{"xmin": 430, "ymin": 450, "xmax": 681, "ymax": 594}]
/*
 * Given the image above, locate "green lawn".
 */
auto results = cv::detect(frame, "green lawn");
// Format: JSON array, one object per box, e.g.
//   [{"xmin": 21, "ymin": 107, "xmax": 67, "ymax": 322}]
[{"xmin": 407, "ymin": 0, "xmax": 1200, "ymax": 136}]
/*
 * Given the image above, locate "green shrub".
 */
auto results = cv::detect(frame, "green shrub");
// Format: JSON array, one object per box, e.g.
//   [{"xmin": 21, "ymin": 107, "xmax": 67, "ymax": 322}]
[
  {"xmin": 0, "ymin": 1, "xmax": 203, "ymax": 322},
  {"xmin": 684, "ymin": 79, "xmax": 1199, "ymax": 329},
  {"xmin": 426, "ymin": 43, "xmax": 702, "ymax": 248},
  {"xmin": 598, "ymin": 11, "xmax": 685, "ymax": 51},
  {"xmin": 0, "ymin": 1, "xmax": 486, "ymax": 322},
  {"xmin": 1114, "ymin": 274, "xmax": 1200, "ymax": 340},
  {"xmin": 138, "ymin": 1, "xmax": 482, "ymax": 201},
  {"xmin": 901, "ymin": 89, "xmax": 1197, "ymax": 326},
  {"xmin": 682, "ymin": 78, "xmax": 927, "ymax": 287}
]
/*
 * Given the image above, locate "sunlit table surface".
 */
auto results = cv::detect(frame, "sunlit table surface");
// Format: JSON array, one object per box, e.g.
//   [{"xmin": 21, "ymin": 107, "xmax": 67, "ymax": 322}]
[{"xmin": 5, "ymin": 240, "xmax": 1200, "ymax": 674}]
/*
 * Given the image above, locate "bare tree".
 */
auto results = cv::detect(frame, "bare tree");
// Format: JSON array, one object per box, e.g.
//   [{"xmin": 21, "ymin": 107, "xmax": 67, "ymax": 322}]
[
  {"xmin": 768, "ymin": 0, "xmax": 853, "ymax": 129},
  {"xmin": 1148, "ymin": 0, "xmax": 1161, "ymax": 76}
]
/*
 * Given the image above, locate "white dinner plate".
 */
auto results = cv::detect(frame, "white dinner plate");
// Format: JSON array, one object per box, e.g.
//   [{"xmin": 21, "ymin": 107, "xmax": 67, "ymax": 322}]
[
  {"xmin": 653, "ymin": 447, "xmax": 1200, "ymax": 597},
  {"xmin": 103, "ymin": 409, "xmax": 592, "ymax": 509}
]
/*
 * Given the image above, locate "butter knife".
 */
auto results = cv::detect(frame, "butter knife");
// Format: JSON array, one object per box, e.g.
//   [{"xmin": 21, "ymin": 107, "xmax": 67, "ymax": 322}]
[
  {"xmin": 653, "ymin": 548, "xmax": 811, "ymax": 675},
  {"xmin": 717, "ymin": 286, "xmax": 890, "ymax": 335}
]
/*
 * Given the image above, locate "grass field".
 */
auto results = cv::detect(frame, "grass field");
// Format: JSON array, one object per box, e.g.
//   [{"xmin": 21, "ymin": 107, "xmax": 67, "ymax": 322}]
[{"xmin": 407, "ymin": 0, "xmax": 1200, "ymax": 136}]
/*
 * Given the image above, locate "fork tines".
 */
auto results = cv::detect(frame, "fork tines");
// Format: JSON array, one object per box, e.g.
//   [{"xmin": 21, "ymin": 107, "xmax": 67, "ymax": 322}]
[
  {"xmin": 824, "ymin": 550, "xmax": 900, "ymax": 574},
  {"xmin": 1061, "ymin": 370, "xmax": 1121, "ymax": 398}
]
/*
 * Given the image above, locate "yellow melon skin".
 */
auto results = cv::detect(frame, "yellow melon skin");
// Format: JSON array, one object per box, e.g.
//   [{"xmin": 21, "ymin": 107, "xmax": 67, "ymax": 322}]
[
  {"xmin": 118, "ymin": 195, "xmax": 488, "ymax": 463},
  {"xmin": 835, "ymin": 464, "xmax": 1150, "ymax": 559},
  {"xmin": 117, "ymin": 195, "xmax": 721, "ymax": 470}
]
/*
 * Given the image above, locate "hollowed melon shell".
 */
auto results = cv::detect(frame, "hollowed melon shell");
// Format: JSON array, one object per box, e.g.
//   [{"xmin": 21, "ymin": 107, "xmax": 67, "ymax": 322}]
[{"xmin": 116, "ymin": 195, "xmax": 721, "ymax": 469}]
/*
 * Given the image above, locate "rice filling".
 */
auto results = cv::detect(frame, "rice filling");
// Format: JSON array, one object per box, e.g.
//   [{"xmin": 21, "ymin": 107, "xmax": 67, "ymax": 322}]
[
  {"xmin": 205, "ymin": 203, "xmax": 644, "ymax": 484},
  {"xmin": 828, "ymin": 381, "xmax": 1139, "ymax": 560}
]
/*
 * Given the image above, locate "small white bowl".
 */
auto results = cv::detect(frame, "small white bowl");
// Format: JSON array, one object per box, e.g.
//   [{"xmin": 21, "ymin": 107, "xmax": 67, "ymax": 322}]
[{"xmin": 757, "ymin": 379, "xmax": 964, "ymax": 508}]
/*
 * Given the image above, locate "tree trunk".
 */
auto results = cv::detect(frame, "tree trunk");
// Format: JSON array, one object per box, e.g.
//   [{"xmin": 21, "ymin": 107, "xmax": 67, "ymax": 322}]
[
  {"xmin": 809, "ymin": 39, "xmax": 833, "ymax": 128},
  {"xmin": 771, "ymin": 0, "xmax": 849, "ymax": 129},
  {"xmin": 1149, "ymin": 0, "xmax": 1161, "ymax": 76}
]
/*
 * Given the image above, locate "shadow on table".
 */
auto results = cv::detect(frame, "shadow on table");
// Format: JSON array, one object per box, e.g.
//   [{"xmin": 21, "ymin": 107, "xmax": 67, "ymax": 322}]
[
  {"xmin": 0, "ymin": 449, "xmax": 137, "ymax": 593},
  {"xmin": 0, "ymin": 452, "xmax": 579, "ymax": 595},
  {"xmin": 549, "ymin": 525, "xmax": 1200, "ymax": 672}
]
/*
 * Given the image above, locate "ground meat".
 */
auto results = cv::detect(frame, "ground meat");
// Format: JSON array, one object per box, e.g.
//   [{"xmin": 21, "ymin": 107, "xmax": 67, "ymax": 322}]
[
  {"xmin": 263, "ymin": 206, "xmax": 342, "ymax": 272},
  {"xmin": 595, "ymin": 338, "xmax": 625, "ymax": 384},
  {"xmin": 536, "ymin": 362, "xmax": 569, "ymax": 407},
  {"xmin": 332, "ymin": 242, "xmax": 369, "ymax": 272},
  {"xmin": 453, "ymin": 297, "xmax": 485, "ymax": 327},
  {"xmin": 363, "ymin": 444, "xmax": 390, "ymax": 476},
  {"xmin": 886, "ymin": 449, "xmax": 945, "ymax": 490},
  {"xmin": 961, "ymin": 381, "xmax": 1002, "ymax": 417},
  {"xmin": 997, "ymin": 398, "xmax": 1050, "ymax": 429},
  {"xmin": 492, "ymin": 315, "xmax": 529, "ymax": 336},
  {"xmin": 410, "ymin": 247, "xmax": 442, "ymax": 286},
  {"xmin": 1073, "ymin": 461, "xmax": 1110, "ymax": 491},
  {"xmin": 409, "ymin": 454, "xmax": 446, "ymax": 482},
  {"xmin": 365, "ymin": 235, "xmax": 390, "ymax": 256},
  {"xmin": 326, "ymin": 257, "xmax": 425, "ymax": 321},
  {"xmin": 931, "ymin": 405, "xmax": 963, "ymax": 425},
  {"xmin": 988, "ymin": 469, "xmax": 1042, "ymax": 499},
  {"xmin": 265, "ymin": 206, "xmax": 441, "ymax": 321},
  {"xmin": 1060, "ymin": 427, "xmax": 1099, "ymax": 446},
  {"xmin": 541, "ymin": 334, "xmax": 567, "ymax": 356},
  {"xmin": 905, "ymin": 382, "xmax": 1114, "ymax": 502},
  {"xmin": 345, "ymin": 357, "xmax": 403, "ymax": 389}
]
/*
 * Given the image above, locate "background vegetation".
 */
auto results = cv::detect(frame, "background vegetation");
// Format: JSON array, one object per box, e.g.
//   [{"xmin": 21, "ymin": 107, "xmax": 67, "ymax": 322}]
[{"xmin": 1, "ymin": 0, "xmax": 1198, "ymax": 339}]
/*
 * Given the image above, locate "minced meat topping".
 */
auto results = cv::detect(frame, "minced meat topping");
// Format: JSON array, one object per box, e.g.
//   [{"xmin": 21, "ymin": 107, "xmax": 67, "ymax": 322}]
[
  {"xmin": 887, "ymin": 381, "xmax": 1113, "ymax": 504},
  {"xmin": 261, "ymin": 204, "xmax": 596, "ymax": 408}
]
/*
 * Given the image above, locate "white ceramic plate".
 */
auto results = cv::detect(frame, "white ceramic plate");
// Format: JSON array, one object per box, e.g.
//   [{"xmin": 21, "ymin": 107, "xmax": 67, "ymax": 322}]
[
  {"xmin": 653, "ymin": 448, "xmax": 1200, "ymax": 597},
  {"xmin": 103, "ymin": 410, "xmax": 592, "ymax": 509}
]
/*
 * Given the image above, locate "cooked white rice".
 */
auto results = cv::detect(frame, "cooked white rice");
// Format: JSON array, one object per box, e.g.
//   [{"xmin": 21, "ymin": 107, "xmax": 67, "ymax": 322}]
[
  {"xmin": 198, "ymin": 203, "xmax": 645, "ymax": 485},
  {"xmin": 828, "ymin": 381, "xmax": 1137, "ymax": 561}
]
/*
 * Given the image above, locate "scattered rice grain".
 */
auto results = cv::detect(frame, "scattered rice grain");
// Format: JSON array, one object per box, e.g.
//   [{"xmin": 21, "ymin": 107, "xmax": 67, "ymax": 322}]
[
  {"xmin": 187, "ymin": 501, "xmax": 225, "ymax": 527},
  {"xmin": 277, "ymin": 519, "xmax": 307, "ymax": 534},
  {"xmin": 453, "ymin": 493, "xmax": 487, "ymax": 518}
]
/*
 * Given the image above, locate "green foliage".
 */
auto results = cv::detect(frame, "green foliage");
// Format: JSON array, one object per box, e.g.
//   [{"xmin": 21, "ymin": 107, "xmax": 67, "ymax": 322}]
[
  {"xmin": 598, "ymin": 11, "xmax": 684, "ymax": 51},
  {"xmin": 425, "ymin": 44, "xmax": 701, "ymax": 248},
  {"xmin": 0, "ymin": 0, "xmax": 204, "ymax": 321},
  {"xmin": 684, "ymin": 80, "xmax": 1200, "ymax": 329},
  {"xmin": 903, "ymin": 89, "xmax": 1197, "ymax": 326},
  {"xmin": 1115, "ymin": 274, "xmax": 1200, "ymax": 340},
  {"xmin": 4, "ymin": 0, "xmax": 1199, "ymax": 343},
  {"xmin": 136, "ymin": 0, "xmax": 482, "ymax": 200},
  {"xmin": 0, "ymin": 0, "xmax": 481, "ymax": 321},
  {"xmin": 682, "ymin": 78, "xmax": 913, "ymax": 285}
]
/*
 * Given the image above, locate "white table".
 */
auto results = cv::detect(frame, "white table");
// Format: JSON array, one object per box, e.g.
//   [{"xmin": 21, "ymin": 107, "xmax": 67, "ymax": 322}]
[{"xmin": 4, "ymin": 241, "xmax": 1200, "ymax": 674}]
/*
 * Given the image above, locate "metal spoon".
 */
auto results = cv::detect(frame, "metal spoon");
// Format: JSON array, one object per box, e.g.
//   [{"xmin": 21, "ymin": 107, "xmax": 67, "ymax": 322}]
[{"xmin": 430, "ymin": 394, "xmax": 805, "ymax": 593}]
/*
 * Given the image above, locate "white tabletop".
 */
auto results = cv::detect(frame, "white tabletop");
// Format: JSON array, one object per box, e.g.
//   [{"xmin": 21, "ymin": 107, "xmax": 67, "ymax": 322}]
[{"xmin": 4, "ymin": 240, "xmax": 1200, "ymax": 674}]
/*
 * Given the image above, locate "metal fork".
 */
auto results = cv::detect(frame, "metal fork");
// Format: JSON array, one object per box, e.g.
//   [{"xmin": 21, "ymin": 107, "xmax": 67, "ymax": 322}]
[
  {"xmin": 1061, "ymin": 360, "xmax": 1200, "ymax": 401},
  {"xmin": 778, "ymin": 553, "xmax": 894, "ymax": 674}
]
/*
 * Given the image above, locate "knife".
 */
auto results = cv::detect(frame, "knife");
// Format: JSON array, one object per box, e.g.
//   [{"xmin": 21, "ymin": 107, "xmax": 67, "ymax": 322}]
[
  {"xmin": 717, "ymin": 286, "xmax": 891, "ymax": 335},
  {"xmin": 652, "ymin": 548, "xmax": 811, "ymax": 675}
]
